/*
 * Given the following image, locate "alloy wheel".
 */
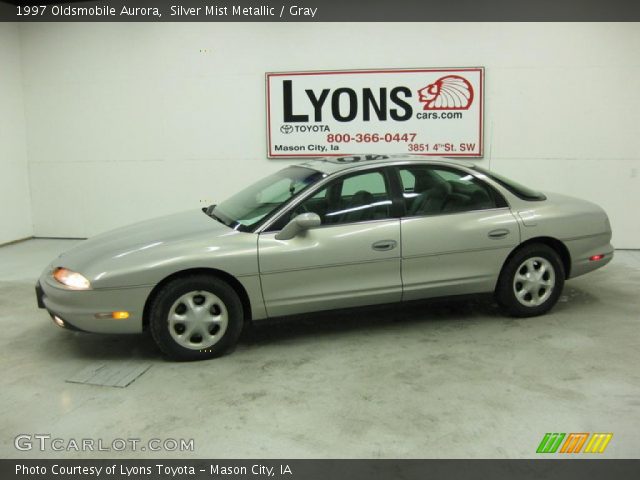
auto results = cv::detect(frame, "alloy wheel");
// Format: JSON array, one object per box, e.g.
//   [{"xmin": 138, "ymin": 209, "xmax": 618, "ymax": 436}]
[{"xmin": 512, "ymin": 256, "xmax": 556, "ymax": 307}]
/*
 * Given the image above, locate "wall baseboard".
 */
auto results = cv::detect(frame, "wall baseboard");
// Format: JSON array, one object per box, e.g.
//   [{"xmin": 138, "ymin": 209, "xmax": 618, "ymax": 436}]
[
  {"xmin": 33, "ymin": 236, "xmax": 87, "ymax": 241},
  {"xmin": 0, "ymin": 236, "xmax": 33, "ymax": 247},
  {"xmin": 0, "ymin": 236, "xmax": 88, "ymax": 248}
]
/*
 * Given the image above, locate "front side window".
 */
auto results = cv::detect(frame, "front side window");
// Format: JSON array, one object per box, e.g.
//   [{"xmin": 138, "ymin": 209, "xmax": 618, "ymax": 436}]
[
  {"xmin": 212, "ymin": 166, "xmax": 324, "ymax": 231},
  {"xmin": 277, "ymin": 169, "xmax": 393, "ymax": 228},
  {"xmin": 398, "ymin": 165, "xmax": 499, "ymax": 216}
]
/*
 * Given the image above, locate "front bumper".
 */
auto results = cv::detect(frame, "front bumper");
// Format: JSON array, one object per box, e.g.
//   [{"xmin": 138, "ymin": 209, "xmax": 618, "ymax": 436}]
[{"xmin": 36, "ymin": 274, "xmax": 152, "ymax": 334}]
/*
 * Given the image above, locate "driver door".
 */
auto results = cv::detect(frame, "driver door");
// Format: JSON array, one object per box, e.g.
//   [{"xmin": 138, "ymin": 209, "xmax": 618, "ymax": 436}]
[{"xmin": 258, "ymin": 168, "xmax": 402, "ymax": 317}]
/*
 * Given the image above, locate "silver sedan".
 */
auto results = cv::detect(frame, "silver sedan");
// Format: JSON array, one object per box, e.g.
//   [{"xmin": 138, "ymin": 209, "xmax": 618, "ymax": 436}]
[{"xmin": 36, "ymin": 155, "xmax": 613, "ymax": 360}]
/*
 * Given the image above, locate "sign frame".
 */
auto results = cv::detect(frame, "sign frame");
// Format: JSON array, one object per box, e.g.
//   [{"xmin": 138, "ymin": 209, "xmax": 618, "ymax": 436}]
[{"xmin": 266, "ymin": 67, "xmax": 484, "ymax": 158}]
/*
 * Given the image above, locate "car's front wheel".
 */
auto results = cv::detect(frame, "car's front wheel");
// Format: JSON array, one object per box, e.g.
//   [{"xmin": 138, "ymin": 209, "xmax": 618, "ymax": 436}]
[
  {"xmin": 496, "ymin": 244, "xmax": 565, "ymax": 317},
  {"xmin": 149, "ymin": 274, "xmax": 243, "ymax": 360}
]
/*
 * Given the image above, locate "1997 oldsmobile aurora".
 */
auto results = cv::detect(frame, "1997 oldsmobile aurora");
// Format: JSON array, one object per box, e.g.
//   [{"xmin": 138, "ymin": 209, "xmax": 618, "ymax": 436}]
[{"xmin": 36, "ymin": 155, "xmax": 613, "ymax": 360}]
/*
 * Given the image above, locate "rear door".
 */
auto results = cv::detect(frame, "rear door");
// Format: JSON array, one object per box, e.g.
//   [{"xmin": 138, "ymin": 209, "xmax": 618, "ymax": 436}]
[{"xmin": 395, "ymin": 164, "xmax": 520, "ymax": 300}]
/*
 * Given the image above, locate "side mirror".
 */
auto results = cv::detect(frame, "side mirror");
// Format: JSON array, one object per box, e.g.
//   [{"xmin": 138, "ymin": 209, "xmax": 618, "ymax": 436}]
[{"xmin": 275, "ymin": 213, "xmax": 321, "ymax": 240}]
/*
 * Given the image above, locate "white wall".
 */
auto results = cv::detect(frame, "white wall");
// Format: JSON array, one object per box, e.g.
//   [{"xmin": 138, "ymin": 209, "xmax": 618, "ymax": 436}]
[
  {"xmin": 0, "ymin": 23, "xmax": 32, "ymax": 245},
  {"xmin": 19, "ymin": 23, "xmax": 640, "ymax": 247}
]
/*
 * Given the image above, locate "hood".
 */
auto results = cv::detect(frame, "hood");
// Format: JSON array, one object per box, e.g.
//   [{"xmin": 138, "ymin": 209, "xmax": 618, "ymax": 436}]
[{"xmin": 48, "ymin": 209, "xmax": 253, "ymax": 288}]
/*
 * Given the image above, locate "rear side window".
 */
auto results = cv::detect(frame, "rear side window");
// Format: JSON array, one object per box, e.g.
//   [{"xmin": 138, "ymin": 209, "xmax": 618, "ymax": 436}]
[
  {"xmin": 398, "ymin": 165, "xmax": 502, "ymax": 216},
  {"xmin": 473, "ymin": 166, "xmax": 546, "ymax": 201}
]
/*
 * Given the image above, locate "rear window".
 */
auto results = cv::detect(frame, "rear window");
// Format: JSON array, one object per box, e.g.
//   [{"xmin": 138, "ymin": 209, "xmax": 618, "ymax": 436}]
[{"xmin": 472, "ymin": 166, "xmax": 546, "ymax": 201}]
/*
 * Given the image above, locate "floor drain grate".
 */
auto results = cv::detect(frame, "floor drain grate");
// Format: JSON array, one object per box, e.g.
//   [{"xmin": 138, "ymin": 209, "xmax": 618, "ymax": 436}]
[{"xmin": 66, "ymin": 363, "xmax": 151, "ymax": 388}]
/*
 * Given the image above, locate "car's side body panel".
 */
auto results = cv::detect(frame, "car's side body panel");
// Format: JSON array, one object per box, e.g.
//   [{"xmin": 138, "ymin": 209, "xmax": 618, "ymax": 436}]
[
  {"xmin": 37, "ymin": 156, "xmax": 615, "ymax": 337},
  {"xmin": 258, "ymin": 219, "xmax": 402, "ymax": 317},
  {"xmin": 400, "ymin": 208, "xmax": 521, "ymax": 300},
  {"xmin": 506, "ymin": 192, "xmax": 614, "ymax": 278},
  {"xmin": 237, "ymin": 275, "xmax": 268, "ymax": 320},
  {"xmin": 38, "ymin": 209, "xmax": 266, "ymax": 332}
]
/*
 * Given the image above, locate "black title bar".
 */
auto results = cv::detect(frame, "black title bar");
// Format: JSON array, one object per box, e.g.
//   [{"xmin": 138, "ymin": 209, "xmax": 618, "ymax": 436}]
[
  {"xmin": 1, "ymin": 0, "xmax": 640, "ymax": 22},
  {"xmin": 3, "ymin": 459, "xmax": 640, "ymax": 480}
]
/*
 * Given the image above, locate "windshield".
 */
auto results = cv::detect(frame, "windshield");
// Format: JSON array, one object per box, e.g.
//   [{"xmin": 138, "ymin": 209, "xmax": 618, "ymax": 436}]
[
  {"xmin": 211, "ymin": 166, "xmax": 324, "ymax": 231},
  {"xmin": 472, "ymin": 166, "xmax": 546, "ymax": 201}
]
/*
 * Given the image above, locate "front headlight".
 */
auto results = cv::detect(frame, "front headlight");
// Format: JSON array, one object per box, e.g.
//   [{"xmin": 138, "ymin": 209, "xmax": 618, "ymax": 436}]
[{"xmin": 53, "ymin": 267, "xmax": 91, "ymax": 290}]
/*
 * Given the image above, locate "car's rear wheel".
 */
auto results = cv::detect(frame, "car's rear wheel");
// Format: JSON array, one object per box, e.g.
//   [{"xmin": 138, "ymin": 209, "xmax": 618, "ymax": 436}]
[
  {"xmin": 149, "ymin": 275, "xmax": 243, "ymax": 360},
  {"xmin": 496, "ymin": 244, "xmax": 565, "ymax": 317}
]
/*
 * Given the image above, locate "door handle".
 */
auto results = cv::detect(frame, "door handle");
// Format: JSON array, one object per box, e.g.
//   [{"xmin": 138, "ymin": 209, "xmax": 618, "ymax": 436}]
[
  {"xmin": 372, "ymin": 240, "xmax": 397, "ymax": 251},
  {"xmin": 488, "ymin": 228, "xmax": 510, "ymax": 239}
]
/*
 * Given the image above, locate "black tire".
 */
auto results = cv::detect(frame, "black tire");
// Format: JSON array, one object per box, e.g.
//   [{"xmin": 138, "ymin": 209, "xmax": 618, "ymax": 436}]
[
  {"xmin": 149, "ymin": 274, "xmax": 243, "ymax": 361},
  {"xmin": 495, "ymin": 243, "xmax": 565, "ymax": 317}
]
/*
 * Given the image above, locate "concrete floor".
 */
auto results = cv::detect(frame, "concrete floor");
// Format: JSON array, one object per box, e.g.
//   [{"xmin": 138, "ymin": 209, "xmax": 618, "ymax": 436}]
[{"xmin": 0, "ymin": 239, "xmax": 638, "ymax": 459}]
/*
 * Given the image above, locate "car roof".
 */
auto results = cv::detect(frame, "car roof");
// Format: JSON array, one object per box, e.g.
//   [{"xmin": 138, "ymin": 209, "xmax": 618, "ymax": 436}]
[{"xmin": 298, "ymin": 154, "xmax": 477, "ymax": 175}]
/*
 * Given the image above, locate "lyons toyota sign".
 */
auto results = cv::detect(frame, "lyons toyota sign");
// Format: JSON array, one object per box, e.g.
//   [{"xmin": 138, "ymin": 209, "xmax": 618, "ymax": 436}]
[{"xmin": 266, "ymin": 68, "xmax": 484, "ymax": 158}]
